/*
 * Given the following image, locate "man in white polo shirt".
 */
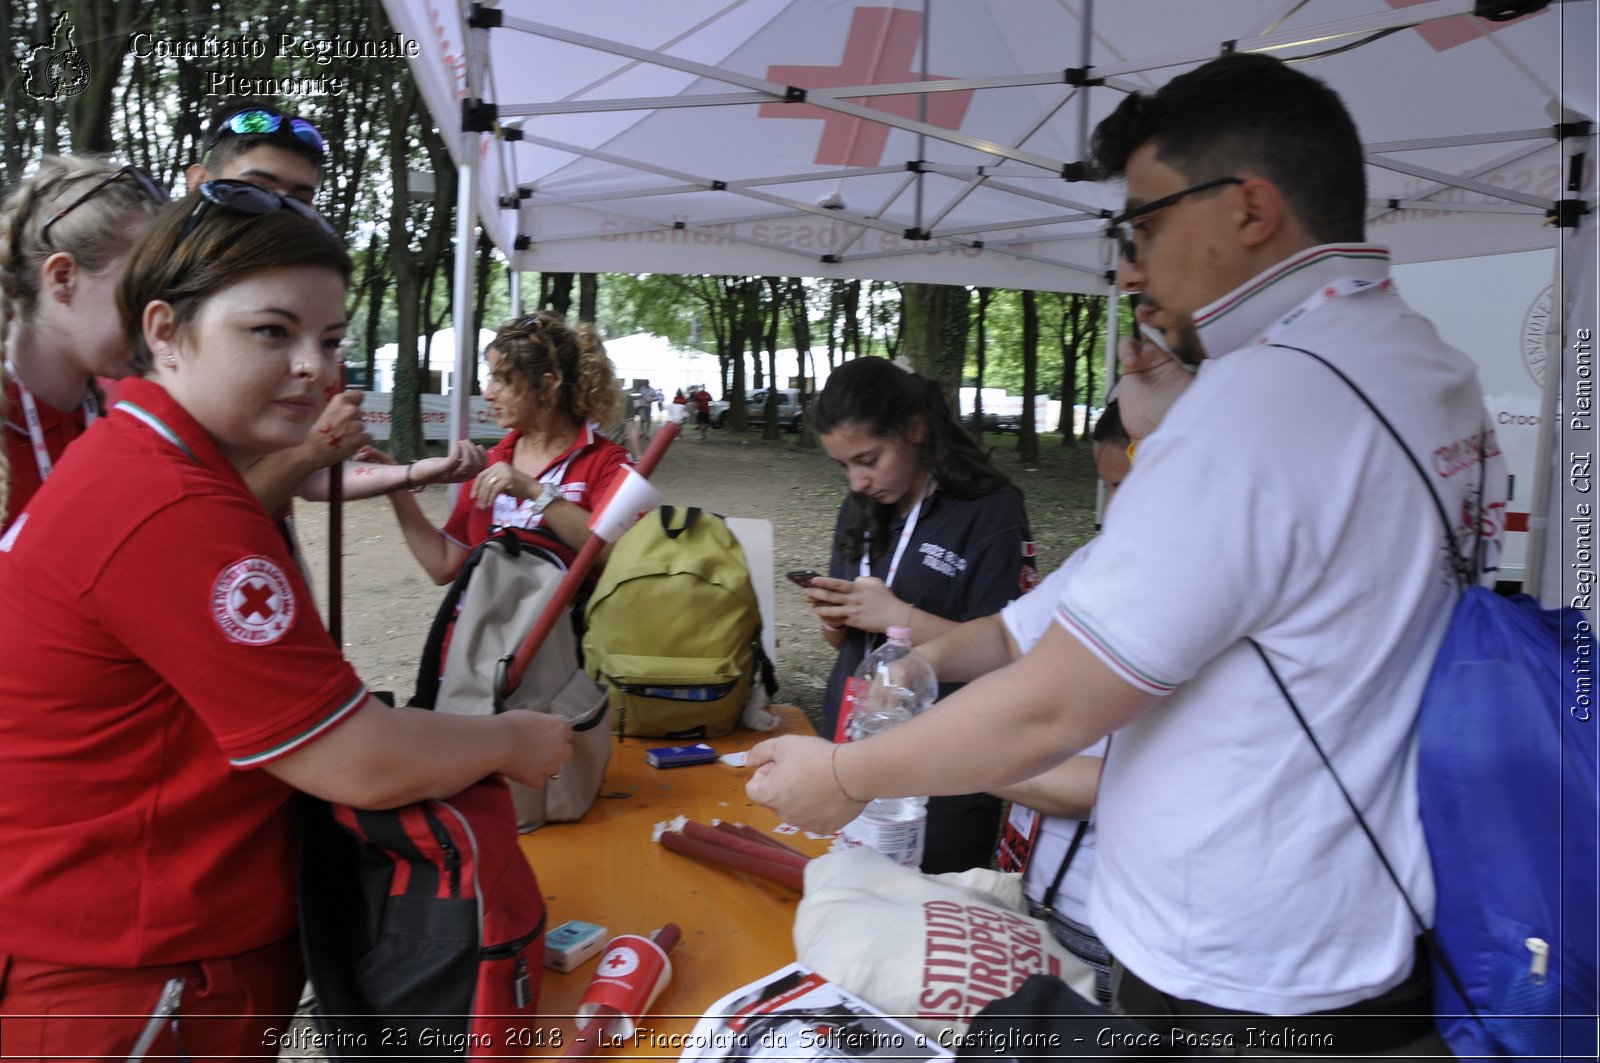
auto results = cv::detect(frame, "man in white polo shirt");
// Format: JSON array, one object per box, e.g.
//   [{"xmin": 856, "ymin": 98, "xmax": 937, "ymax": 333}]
[{"xmin": 748, "ymin": 52, "xmax": 1504, "ymax": 1056}]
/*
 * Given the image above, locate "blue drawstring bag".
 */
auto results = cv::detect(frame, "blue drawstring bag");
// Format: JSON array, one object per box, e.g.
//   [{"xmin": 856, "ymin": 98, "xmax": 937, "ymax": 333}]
[{"xmin": 1418, "ymin": 588, "xmax": 1598, "ymax": 1061}]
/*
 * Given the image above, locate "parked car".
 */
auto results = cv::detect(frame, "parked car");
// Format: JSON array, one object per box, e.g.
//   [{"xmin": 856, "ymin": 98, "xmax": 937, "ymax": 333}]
[{"xmin": 710, "ymin": 388, "xmax": 806, "ymax": 432}]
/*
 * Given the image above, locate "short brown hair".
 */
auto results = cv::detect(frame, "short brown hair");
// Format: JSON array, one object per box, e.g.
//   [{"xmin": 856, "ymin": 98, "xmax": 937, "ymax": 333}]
[{"xmin": 117, "ymin": 194, "xmax": 351, "ymax": 374}]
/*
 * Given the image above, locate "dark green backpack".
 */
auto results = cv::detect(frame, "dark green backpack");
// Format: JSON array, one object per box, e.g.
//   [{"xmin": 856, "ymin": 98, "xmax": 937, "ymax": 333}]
[{"xmin": 583, "ymin": 506, "xmax": 776, "ymax": 738}]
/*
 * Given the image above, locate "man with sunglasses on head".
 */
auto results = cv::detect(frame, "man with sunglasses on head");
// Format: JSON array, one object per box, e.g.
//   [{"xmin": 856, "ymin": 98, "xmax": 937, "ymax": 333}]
[
  {"xmin": 187, "ymin": 101, "xmax": 484, "ymax": 553},
  {"xmin": 747, "ymin": 53, "xmax": 1505, "ymax": 1056}
]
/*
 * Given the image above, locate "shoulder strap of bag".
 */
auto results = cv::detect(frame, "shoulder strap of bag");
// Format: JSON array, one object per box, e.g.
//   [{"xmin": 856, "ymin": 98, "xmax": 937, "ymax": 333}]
[
  {"xmin": 1040, "ymin": 819, "xmax": 1091, "ymax": 915},
  {"xmin": 411, "ymin": 532, "xmax": 500, "ymax": 710},
  {"xmin": 1270, "ymin": 344, "xmax": 1481, "ymax": 592},
  {"xmin": 1254, "ymin": 342, "xmax": 1482, "ymax": 1023},
  {"xmin": 660, "ymin": 505, "xmax": 701, "ymax": 539}
]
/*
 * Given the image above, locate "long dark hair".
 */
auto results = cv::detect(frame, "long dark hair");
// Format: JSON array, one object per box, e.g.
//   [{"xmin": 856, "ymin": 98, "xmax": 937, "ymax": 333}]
[{"xmin": 813, "ymin": 356, "xmax": 1012, "ymax": 565}]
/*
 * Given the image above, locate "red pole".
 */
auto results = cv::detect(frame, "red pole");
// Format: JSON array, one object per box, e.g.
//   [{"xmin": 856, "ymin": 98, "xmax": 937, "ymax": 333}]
[
  {"xmin": 327, "ymin": 376, "xmax": 345, "ymax": 646},
  {"xmin": 502, "ymin": 421, "xmax": 679, "ymax": 695}
]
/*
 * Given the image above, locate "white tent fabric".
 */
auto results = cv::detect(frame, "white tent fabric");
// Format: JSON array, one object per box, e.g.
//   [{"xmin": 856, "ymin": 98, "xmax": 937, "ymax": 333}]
[
  {"xmin": 385, "ymin": 0, "xmax": 1592, "ymax": 286},
  {"xmin": 380, "ymin": 0, "xmax": 1597, "ymax": 604}
]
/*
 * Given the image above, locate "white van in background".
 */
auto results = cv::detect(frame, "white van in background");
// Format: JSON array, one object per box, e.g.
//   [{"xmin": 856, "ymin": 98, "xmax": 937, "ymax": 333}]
[{"xmin": 1392, "ymin": 248, "xmax": 1554, "ymax": 588}]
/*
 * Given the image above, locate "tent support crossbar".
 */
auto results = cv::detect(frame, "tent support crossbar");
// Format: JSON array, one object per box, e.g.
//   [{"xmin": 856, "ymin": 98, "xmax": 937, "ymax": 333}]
[
  {"xmin": 1084, "ymin": 0, "xmax": 1477, "ymax": 82},
  {"xmin": 499, "ymin": 15, "xmax": 1076, "ymax": 177},
  {"xmin": 521, "ymin": 165, "xmax": 910, "ymax": 207},
  {"xmin": 1366, "ymin": 128, "xmax": 1564, "ymax": 153},
  {"xmin": 1365, "ymin": 153, "xmax": 1556, "ymax": 210}
]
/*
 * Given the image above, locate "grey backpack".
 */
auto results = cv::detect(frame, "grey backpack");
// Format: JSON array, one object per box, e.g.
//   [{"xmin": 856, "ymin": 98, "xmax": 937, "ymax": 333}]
[{"xmin": 412, "ymin": 527, "xmax": 610, "ymax": 831}]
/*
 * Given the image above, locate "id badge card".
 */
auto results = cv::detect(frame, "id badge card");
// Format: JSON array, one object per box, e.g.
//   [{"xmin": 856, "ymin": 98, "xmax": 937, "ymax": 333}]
[
  {"xmin": 995, "ymin": 801, "xmax": 1041, "ymax": 874},
  {"xmin": 834, "ymin": 675, "xmax": 869, "ymax": 743}
]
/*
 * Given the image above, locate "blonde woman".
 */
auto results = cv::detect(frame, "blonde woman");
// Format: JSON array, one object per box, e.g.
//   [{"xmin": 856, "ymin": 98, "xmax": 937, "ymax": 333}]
[{"xmin": 0, "ymin": 156, "xmax": 168, "ymax": 531}]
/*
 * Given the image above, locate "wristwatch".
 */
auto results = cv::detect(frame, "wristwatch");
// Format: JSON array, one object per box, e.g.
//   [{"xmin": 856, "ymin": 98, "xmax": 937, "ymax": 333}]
[{"xmin": 527, "ymin": 481, "xmax": 561, "ymax": 515}]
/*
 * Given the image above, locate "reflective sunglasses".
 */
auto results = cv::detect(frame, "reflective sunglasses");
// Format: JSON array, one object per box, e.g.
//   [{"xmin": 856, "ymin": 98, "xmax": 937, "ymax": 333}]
[
  {"xmin": 205, "ymin": 108, "xmax": 326, "ymax": 155},
  {"xmin": 39, "ymin": 165, "xmax": 169, "ymax": 248},
  {"xmin": 1108, "ymin": 176, "xmax": 1243, "ymax": 263},
  {"xmin": 177, "ymin": 179, "xmax": 336, "ymax": 243}
]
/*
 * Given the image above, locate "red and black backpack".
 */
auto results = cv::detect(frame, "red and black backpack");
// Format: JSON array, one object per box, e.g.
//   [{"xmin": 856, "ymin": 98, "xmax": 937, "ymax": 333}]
[{"xmin": 298, "ymin": 776, "xmax": 546, "ymax": 1058}]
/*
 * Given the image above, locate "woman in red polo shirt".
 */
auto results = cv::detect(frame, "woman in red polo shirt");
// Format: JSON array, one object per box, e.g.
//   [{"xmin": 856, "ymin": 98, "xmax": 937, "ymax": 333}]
[
  {"xmin": 0, "ymin": 155, "xmax": 168, "ymax": 532},
  {"xmin": 0, "ymin": 184, "xmax": 572, "ymax": 1061},
  {"xmin": 388, "ymin": 310, "xmax": 630, "ymax": 582}
]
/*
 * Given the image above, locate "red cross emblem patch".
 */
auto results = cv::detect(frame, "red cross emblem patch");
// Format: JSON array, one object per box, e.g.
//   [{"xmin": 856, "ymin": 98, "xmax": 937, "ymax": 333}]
[{"xmin": 211, "ymin": 556, "xmax": 296, "ymax": 646}]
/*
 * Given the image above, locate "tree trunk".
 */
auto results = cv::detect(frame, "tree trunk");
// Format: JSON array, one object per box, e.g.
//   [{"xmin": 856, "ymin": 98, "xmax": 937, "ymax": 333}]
[
  {"xmin": 1017, "ymin": 290, "xmax": 1040, "ymax": 463},
  {"xmin": 62, "ymin": 0, "xmax": 150, "ymax": 153},
  {"xmin": 578, "ymin": 273, "xmax": 598, "ymax": 322},
  {"xmin": 762, "ymin": 277, "xmax": 783, "ymax": 439},
  {"xmin": 972, "ymin": 288, "xmax": 992, "ymax": 435},
  {"xmin": 788, "ymin": 278, "xmax": 816, "ymax": 448},
  {"xmin": 1081, "ymin": 296, "xmax": 1105, "ymax": 442},
  {"xmin": 546, "ymin": 273, "xmax": 574, "ymax": 317},
  {"xmin": 1058, "ymin": 294, "xmax": 1080, "ymax": 444},
  {"xmin": 387, "ymin": 87, "xmax": 456, "ymax": 461},
  {"xmin": 901, "ymin": 283, "xmax": 967, "ymax": 409}
]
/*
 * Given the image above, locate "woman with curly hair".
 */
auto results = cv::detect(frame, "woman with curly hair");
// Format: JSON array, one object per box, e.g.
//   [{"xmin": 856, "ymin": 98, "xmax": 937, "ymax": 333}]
[{"xmin": 389, "ymin": 310, "xmax": 630, "ymax": 582}]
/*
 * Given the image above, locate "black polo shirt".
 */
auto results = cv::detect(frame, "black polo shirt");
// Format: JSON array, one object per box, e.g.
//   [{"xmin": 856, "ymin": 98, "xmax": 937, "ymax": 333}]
[{"xmin": 820, "ymin": 480, "xmax": 1038, "ymax": 873}]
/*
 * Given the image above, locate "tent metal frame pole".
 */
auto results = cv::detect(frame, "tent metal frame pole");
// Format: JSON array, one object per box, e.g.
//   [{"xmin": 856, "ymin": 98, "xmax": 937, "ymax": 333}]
[
  {"xmin": 449, "ymin": 17, "xmax": 488, "ymax": 485},
  {"xmin": 1087, "ymin": 0, "xmax": 1477, "ymax": 81},
  {"xmin": 499, "ymin": 72, "xmax": 1073, "ymax": 117},
  {"xmin": 497, "ymin": 15, "xmax": 1074, "ymax": 176},
  {"xmin": 1365, "ymin": 154, "xmax": 1555, "ymax": 211},
  {"xmin": 1525, "ymin": 122, "xmax": 1597, "ymax": 603}
]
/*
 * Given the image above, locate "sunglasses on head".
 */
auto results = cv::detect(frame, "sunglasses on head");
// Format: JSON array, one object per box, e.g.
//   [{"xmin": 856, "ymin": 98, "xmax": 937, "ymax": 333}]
[
  {"xmin": 39, "ymin": 165, "xmax": 169, "ymax": 248},
  {"xmin": 205, "ymin": 108, "xmax": 326, "ymax": 155},
  {"xmin": 177, "ymin": 179, "xmax": 337, "ymax": 243}
]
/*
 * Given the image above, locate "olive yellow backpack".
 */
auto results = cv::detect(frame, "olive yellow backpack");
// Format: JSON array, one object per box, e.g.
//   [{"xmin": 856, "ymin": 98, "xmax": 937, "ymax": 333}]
[{"xmin": 583, "ymin": 506, "xmax": 776, "ymax": 737}]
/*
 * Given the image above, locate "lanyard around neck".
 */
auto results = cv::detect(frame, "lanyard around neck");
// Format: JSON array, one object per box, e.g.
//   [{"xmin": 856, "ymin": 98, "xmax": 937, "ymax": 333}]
[
  {"xmin": 5, "ymin": 360, "xmax": 97, "ymax": 486},
  {"xmin": 1251, "ymin": 274, "xmax": 1389, "ymax": 348},
  {"xmin": 861, "ymin": 474, "xmax": 934, "ymax": 588}
]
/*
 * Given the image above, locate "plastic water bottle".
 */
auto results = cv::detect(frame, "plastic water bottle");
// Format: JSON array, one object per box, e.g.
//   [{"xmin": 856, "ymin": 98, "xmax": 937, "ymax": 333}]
[{"xmin": 835, "ymin": 626, "xmax": 938, "ymax": 867}]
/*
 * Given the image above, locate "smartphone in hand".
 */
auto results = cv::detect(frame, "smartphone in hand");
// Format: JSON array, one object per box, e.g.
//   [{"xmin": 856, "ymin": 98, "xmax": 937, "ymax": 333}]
[{"xmin": 786, "ymin": 569, "xmax": 821, "ymax": 588}]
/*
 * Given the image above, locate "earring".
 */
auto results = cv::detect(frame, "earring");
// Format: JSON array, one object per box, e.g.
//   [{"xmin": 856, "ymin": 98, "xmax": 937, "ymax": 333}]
[{"xmin": 162, "ymin": 354, "xmax": 176, "ymax": 366}]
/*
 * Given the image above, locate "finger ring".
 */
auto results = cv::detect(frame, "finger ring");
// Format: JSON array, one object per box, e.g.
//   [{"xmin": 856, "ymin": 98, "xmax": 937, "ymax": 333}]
[{"xmin": 550, "ymin": 773, "xmax": 561, "ymax": 781}]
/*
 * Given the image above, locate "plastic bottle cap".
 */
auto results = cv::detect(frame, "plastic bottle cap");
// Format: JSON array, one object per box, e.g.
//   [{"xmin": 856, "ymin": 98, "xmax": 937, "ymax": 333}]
[{"xmin": 886, "ymin": 625, "xmax": 913, "ymax": 642}]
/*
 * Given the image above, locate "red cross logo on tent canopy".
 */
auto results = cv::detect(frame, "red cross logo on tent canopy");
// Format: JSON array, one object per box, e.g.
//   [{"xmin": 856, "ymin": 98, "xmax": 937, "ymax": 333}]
[
  {"xmin": 1384, "ymin": 0, "xmax": 1545, "ymax": 51},
  {"xmin": 211, "ymin": 556, "xmax": 296, "ymax": 646},
  {"xmin": 760, "ymin": 6, "xmax": 973, "ymax": 167}
]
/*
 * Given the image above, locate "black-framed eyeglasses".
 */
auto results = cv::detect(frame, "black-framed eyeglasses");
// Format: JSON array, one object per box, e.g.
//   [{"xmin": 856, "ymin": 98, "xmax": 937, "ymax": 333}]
[
  {"xmin": 1107, "ymin": 176, "xmax": 1244, "ymax": 263},
  {"xmin": 177, "ymin": 179, "xmax": 336, "ymax": 244},
  {"xmin": 205, "ymin": 107, "xmax": 327, "ymax": 155},
  {"xmin": 39, "ymin": 165, "xmax": 169, "ymax": 248}
]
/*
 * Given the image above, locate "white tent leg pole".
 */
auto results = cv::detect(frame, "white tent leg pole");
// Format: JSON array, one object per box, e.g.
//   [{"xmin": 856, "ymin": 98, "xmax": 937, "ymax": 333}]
[
  {"xmin": 1537, "ymin": 212, "xmax": 1598, "ymax": 617},
  {"xmin": 1523, "ymin": 238, "xmax": 1565, "ymax": 598},
  {"xmin": 448, "ymin": 149, "xmax": 479, "ymax": 506},
  {"xmin": 510, "ymin": 268, "xmax": 523, "ymax": 318}
]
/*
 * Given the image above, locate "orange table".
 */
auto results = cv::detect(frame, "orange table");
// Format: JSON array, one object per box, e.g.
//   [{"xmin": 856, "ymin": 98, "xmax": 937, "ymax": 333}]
[{"xmin": 518, "ymin": 707, "xmax": 831, "ymax": 1058}]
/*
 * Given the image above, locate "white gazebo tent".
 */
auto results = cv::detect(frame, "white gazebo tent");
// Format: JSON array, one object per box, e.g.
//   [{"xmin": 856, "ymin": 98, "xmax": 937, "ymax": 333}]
[{"xmin": 379, "ymin": 0, "xmax": 1596, "ymax": 607}]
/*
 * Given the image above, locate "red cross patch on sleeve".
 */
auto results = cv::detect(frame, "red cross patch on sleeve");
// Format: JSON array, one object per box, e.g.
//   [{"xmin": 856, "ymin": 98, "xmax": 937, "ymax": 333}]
[{"xmin": 211, "ymin": 556, "xmax": 297, "ymax": 646}]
